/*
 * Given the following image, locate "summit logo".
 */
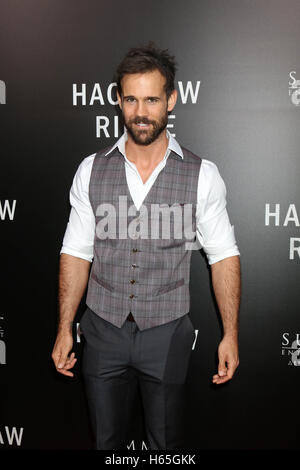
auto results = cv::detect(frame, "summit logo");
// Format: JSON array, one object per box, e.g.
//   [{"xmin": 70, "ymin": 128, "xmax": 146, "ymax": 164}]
[
  {"xmin": 281, "ymin": 332, "xmax": 300, "ymax": 366},
  {"xmin": 289, "ymin": 71, "xmax": 300, "ymax": 106}
]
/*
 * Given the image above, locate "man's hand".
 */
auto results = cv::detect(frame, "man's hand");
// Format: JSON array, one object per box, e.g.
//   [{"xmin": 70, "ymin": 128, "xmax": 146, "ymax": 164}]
[
  {"xmin": 51, "ymin": 254, "xmax": 90, "ymax": 377},
  {"xmin": 212, "ymin": 335, "xmax": 239, "ymax": 385},
  {"xmin": 51, "ymin": 331, "xmax": 77, "ymax": 377}
]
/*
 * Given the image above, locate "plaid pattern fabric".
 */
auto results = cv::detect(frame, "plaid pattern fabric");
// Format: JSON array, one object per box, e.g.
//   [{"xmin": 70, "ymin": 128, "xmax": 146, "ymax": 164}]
[{"xmin": 86, "ymin": 146, "xmax": 202, "ymax": 330}]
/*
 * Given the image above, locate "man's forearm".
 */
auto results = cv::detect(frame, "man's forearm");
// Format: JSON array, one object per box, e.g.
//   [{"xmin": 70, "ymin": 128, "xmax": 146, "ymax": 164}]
[
  {"xmin": 58, "ymin": 253, "xmax": 91, "ymax": 333},
  {"xmin": 210, "ymin": 255, "xmax": 241, "ymax": 339}
]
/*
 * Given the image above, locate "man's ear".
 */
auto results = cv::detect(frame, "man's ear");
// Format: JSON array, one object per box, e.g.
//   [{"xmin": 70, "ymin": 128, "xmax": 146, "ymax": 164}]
[
  {"xmin": 117, "ymin": 91, "xmax": 122, "ymax": 110},
  {"xmin": 167, "ymin": 89, "xmax": 177, "ymax": 112}
]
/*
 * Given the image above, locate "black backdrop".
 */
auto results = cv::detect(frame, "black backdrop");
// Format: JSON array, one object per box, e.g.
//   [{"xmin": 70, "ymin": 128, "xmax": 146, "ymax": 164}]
[{"xmin": 1, "ymin": 0, "xmax": 300, "ymax": 450}]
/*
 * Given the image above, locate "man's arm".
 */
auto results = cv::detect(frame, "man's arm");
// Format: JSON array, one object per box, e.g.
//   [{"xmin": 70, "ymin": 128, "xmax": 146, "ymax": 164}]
[
  {"xmin": 53, "ymin": 155, "xmax": 95, "ymax": 376},
  {"xmin": 51, "ymin": 253, "xmax": 91, "ymax": 377},
  {"xmin": 210, "ymin": 255, "xmax": 241, "ymax": 384}
]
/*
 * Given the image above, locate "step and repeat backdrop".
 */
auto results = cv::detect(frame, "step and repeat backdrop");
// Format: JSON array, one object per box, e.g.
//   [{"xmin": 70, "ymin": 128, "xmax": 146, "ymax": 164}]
[{"xmin": 1, "ymin": 0, "xmax": 299, "ymax": 450}]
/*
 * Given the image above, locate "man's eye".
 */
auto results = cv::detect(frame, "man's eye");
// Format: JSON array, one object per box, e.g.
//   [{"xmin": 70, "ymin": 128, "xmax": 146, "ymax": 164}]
[
  {"xmin": 148, "ymin": 98, "xmax": 158, "ymax": 103},
  {"xmin": 126, "ymin": 97, "xmax": 135, "ymax": 103}
]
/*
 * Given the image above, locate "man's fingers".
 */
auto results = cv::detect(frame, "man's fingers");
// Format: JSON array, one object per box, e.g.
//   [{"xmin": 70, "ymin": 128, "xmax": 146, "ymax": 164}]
[
  {"xmin": 213, "ymin": 359, "xmax": 238, "ymax": 384},
  {"xmin": 52, "ymin": 351, "xmax": 63, "ymax": 369},
  {"xmin": 64, "ymin": 352, "xmax": 75, "ymax": 364},
  {"xmin": 57, "ymin": 350, "xmax": 75, "ymax": 369},
  {"xmin": 58, "ymin": 353, "xmax": 68, "ymax": 369},
  {"xmin": 218, "ymin": 359, "xmax": 227, "ymax": 377},
  {"xmin": 64, "ymin": 358, "xmax": 77, "ymax": 370},
  {"xmin": 213, "ymin": 376, "xmax": 230, "ymax": 384},
  {"xmin": 54, "ymin": 351, "xmax": 75, "ymax": 370},
  {"xmin": 212, "ymin": 372, "xmax": 230, "ymax": 384},
  {"xmin": 56, "ymin": 359, "xmax": 77, "ymax": 376},
  {"xmin": 57, "ymin": 352, "xmax": 77, "ymax": 376},
  {"xmin": 57, "ymin": 367, "xmax": 74, "ymax": 377},
  {"xmin": 213, "ymin": 337, "xmax": 239, "ymax": 385},
  {"xmin": 51, "ymin": 334, "xmax": 74, "ymax": 376}
]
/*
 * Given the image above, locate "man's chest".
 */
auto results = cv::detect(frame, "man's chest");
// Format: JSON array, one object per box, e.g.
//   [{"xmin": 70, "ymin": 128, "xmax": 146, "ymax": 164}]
[{"xmin": 125, "ymin": 160, "xmax": 166, "ymax": 209}]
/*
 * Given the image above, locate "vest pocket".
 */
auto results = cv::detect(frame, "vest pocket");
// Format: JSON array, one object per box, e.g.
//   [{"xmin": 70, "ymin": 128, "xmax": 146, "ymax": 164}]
[
  {"xmin": 156, "ymin": 277, "xmax": 184, "ymax": 295},
  {"xmin": 91, "ymin": 272, "xmax": 115, "ymax": 292}
]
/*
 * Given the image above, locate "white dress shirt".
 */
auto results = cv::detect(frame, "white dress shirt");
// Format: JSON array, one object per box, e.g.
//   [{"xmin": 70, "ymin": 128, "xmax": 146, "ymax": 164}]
[{"xmin": 60, "ymin": 130, "xmax": 240, "ymax": 265}]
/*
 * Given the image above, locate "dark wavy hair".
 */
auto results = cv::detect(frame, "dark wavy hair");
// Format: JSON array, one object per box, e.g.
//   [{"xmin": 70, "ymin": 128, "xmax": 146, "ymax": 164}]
[{"xmin": 115, "ymin": 41, "xmax": 177, "ymax": 99}]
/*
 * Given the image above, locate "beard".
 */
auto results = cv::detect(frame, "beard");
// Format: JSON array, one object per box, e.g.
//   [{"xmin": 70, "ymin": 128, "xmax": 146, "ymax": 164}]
[{"xmin": 123, "ymin": 108, "xmax": 168, "ymax": 146}]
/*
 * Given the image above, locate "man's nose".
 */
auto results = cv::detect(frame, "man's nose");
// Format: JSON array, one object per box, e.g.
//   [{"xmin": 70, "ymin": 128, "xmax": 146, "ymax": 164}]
[{"xmin": 136, "ymin": 100, "xmax": 147, "ymax": 116}]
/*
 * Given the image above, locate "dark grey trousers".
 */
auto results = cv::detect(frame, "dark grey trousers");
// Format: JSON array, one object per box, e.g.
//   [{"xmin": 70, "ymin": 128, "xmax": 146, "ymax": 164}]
[{"xmin": 79, "ymin": 308, "xmax": 195, "ymax": 450}]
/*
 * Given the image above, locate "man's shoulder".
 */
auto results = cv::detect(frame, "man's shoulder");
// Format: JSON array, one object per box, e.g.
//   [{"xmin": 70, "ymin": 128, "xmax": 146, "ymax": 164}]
[
  {"xmin": 177, "ymin": 144, "xmax": 220, "ymax": 178},
  {"xmin": 94, "ymin": 143, "xmax": 116, "ymax": 158},
  {"xmin": 180, "ymin": 145, "xmax": 203, "ymax": 164},
  {"xmin": 78, "ymin": 144, "xmax": 115, "ymax": 169},
  {"xmin": 177, "ymin": 143, "xmax": 215, "ymax": 165}
]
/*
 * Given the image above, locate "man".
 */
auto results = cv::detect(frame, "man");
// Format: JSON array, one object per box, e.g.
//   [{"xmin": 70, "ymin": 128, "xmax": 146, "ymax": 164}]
[{"xmin": 52, "ymin": 43, "xmax": 241, "ymax": 450}]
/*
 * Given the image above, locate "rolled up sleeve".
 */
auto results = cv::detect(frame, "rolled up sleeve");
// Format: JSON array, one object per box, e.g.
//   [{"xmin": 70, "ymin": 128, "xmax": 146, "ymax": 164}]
[
  {"xmin": 196, "ymin": 159, "xmax": 240, "ymax": 265},
  {"xmin": 60, "ymin": 154, "xmax": 96, "ymax": 262}
]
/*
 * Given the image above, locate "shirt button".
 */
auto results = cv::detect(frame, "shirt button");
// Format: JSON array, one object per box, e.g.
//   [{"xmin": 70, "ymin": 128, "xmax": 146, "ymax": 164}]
[{"xmin": 130, "ymin": 279, "xmax": 135, "ymax": 284}]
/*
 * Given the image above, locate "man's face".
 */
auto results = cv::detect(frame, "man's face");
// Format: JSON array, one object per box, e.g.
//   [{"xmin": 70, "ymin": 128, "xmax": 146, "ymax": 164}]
[{"xmin": 117, "ymin": 69, "xmax": 177, "ymax": 146}]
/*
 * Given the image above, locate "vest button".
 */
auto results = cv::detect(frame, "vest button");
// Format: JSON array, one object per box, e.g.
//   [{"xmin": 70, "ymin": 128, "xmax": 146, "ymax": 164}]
[
  {"xmin": 132, "ymin": 248, "xmax": 138, "ymax": 253},
  {"xmin": 130, "ymin": 279, "xmax": 135, "ymax": 284},
  {"xmin": 129, "ymin": 294, "xmax": 135, "ymax": 299}
]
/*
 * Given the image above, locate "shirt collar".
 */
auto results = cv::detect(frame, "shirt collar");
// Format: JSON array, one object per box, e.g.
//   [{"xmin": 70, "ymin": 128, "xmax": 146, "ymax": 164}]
[{"xmin": 104, "ymin": 128, "xmax": 184, "ymax": 159}]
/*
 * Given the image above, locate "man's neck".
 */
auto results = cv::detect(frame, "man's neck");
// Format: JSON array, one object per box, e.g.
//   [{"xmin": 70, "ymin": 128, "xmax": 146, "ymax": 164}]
[{"xmin": 125, "ymin": 130, "xmax": 169, "ymax": 168}]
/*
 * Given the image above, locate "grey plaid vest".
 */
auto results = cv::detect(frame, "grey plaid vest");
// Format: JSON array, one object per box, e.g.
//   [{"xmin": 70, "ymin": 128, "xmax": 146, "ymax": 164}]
[{"xmin": 86, "ymin": 145, "xmax": 202, "ymax": 330}]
